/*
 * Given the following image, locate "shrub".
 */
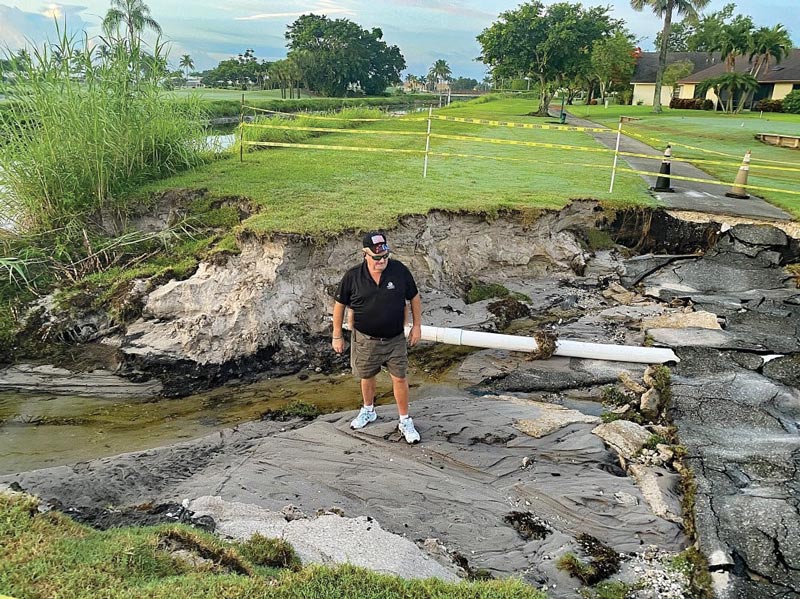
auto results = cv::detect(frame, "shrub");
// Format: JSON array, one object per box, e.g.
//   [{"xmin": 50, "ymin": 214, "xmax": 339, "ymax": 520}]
[
  {"xmin": 782, "ymin": 89, "xmax": 800, "ymax": 114},
  {"xmin": 754, "ymin": 99, "xmax": 783, "ymax": 112},
  {"xmin": 669, "ymin": 97, "xmax": 709, "ymax": 110}
]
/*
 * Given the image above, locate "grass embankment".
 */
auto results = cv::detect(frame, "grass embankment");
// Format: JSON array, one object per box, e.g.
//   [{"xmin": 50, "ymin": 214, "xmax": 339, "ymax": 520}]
[
  {"xmin": 169, "ymin": 88, "xmax": 439, "ymax": 119},
  {"xmin": 0, "ymin": 492, "xmax": 546, "ymax": 599},
  {"xmin": 142, "ymin": 95, "xmax": 654, "ymax": 235},
  {"xmin": 573, "ymin": 104, "xmax": 800, "ymax": 216}
]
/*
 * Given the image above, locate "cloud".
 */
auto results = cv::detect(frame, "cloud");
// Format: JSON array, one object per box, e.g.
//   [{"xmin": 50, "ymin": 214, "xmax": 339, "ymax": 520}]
[
  {"xmin": 0, "ymin": 3, "xmax": 91, "ymax": 50},
  {"xmin": 235, "ymin": 0, "xmax": 356, "ymax": 21},
  {"xmin": 386, "ymin": 0, "xmax": 492, "ymax": 20}
]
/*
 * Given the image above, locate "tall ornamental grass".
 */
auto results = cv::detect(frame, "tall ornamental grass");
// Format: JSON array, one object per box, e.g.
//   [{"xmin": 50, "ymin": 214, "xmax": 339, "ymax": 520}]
[{"xmin": 0, "ymin": 30, "xmax": 208, "ymax": 234}]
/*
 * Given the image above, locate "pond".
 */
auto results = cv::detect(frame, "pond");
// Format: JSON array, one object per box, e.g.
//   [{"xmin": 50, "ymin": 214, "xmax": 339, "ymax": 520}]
[{"xmin": 0, "ymin": 358, "xmax": 466, "ymax": 475}]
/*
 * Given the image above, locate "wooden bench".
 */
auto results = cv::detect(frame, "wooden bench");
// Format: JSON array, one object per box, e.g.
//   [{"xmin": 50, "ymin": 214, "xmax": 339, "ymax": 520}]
[{"xmin": 756, "ymin": 133, "xmax": 800, "ymax": 149}]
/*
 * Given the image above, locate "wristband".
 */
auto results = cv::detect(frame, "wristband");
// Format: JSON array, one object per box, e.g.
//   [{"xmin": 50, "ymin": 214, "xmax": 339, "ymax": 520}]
[{"xmin": 332, "ymin": 336, "xmax": 343, "ymax": 340}]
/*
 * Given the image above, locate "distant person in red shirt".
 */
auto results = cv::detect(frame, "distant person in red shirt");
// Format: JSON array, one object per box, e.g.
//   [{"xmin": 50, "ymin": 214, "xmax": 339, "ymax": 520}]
[{"xmin": 332, "ymin": 232, "xmax": 422, "ymax": 443}]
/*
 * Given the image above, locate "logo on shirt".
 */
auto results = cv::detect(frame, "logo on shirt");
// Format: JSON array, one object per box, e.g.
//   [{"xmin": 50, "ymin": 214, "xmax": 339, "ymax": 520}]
[{"xmin": 386, "ymin": 281, "xmax": 395, "ymax": 290}]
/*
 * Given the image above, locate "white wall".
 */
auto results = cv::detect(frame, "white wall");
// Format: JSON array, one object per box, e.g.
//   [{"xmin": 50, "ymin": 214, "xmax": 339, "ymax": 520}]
[{"xmin": 632, "ymin": 83, "xmax": 674, "ymax": 106}]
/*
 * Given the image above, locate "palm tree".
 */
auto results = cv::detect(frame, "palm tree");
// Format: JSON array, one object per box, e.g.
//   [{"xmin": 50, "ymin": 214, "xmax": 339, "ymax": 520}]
[
  {"xmin": 179, "ymin": 53, "xmax": 194, "ymax": 81},
  {"xmin": 404, "ymin": 73, "xmax": 418, "ymax": 92},
  {"xmin": 630, "ymin": 0, "xmax": 710, "ymax": 113},
  {"xmin": 738, "ymin": 24, "xmax": 792, "ymax": 110},
  {"xmin": 748, "ymin": 24, "xmax": 792, "ymax": 78},
  {"xmin": 102, "ymin": 0, "xmax": 162, "ymax": 49},
  {"xmin": 710, "ymin": 15, "xmax": 753, "ymax": 72},
  {"xmin": 697, "ymin": 72, "xmax": 758, "ymax": 113},
  {"xmin": 428, "ymin": 59, "xmax": 452, "ymax": 91}
]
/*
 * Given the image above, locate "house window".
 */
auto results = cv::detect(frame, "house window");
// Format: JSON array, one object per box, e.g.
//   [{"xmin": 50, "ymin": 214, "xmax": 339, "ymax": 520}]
[{"xmin": 673, "ymin": 85, "xmax": 682, "ymax": 98}]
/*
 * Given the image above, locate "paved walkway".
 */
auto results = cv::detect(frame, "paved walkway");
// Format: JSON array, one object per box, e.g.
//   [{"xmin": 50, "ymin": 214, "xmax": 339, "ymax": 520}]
[{"xmin": 564, "ymin": 111, "xmax": 793, "ymax": 221}]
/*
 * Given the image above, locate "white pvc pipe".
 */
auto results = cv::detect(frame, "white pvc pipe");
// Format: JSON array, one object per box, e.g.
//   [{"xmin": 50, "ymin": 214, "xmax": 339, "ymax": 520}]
[{"xmin": 404, "ymin": 324, "xmax": 679, "ymax": 364}]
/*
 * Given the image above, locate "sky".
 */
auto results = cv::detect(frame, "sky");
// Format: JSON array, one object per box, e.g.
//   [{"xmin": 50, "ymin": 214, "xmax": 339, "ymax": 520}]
[{"xmin": 1, "ymin": 1, "xmax": 798, "ymax": 79}]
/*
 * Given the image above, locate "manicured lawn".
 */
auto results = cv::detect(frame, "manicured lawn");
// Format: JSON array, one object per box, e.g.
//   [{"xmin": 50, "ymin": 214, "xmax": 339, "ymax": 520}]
[
  {"xmin": 142, "ymin": 96, "xmax": 654, "ymax": 235},
  {"xmin": 573, "ymin": 104, "xmax": 800, "ymax": 215}
]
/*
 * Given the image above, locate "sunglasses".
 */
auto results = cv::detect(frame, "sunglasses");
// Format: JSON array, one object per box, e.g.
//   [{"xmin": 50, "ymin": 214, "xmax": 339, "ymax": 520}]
[{"xmin": 367, "ymin": 252, "xmax": 390, "ymax": 262}]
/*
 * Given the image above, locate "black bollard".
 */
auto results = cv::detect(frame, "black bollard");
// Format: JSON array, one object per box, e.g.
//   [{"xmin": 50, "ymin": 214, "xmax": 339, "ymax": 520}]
[{"xmin": 651, "ymin": 144, "xmax": 675, "ymax": 193}]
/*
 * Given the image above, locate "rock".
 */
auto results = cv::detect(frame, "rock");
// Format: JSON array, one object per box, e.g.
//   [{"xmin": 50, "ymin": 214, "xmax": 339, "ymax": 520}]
[
  {"xmin": 0, "ymin": 363, "xmax": 162, "ymax": 397},
  {"xmin": 592, "ymin": 420, "xmax": 653, "ymax": 460},
  {"xmin": 641, "ymin": 310, "xmax": 721, "ymax": 331},
  {"xmin": 619, "ymin": 372, "xmax": 646, "ymax": 394},
  {"xmin": 655, "ymin": 444, "xmax": 674, "ymax": 464},
  {"xmin": 643, "ymin": 365, "xmax": 657, "ymax": 388},
  {"xmin": 761, "ymin": 354, "xmax": 800, "ymax": 388},
  {"xmin": 640, "ymin": 388, "xmax": 661, "ymax": 420},
  {"xmin": 628, "ymin": 465, "xmax": 683, "ymax": 524},
  {"xmin": 513, "ymin": 401, "xmax": 599, "ymax": 438},
  {"xmin": 728, "ymin": 224, "xmax": 788, "ymax": 248},
  {"xmin": 188, "ymin": 496, "xmax": 461, "ymax": 582}
]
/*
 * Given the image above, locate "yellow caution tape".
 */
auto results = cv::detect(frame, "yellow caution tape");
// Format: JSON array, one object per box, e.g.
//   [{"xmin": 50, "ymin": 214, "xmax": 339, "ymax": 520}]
[
  {"xmin": 243, "ymin": 140, "xmax": 621, "ymax": 169},
  {"xmin": 620, "ymin": 126, "xmax": 800, "ymax": 167},
  {"xmin": 243, "ymin": 122, "xmax": 427, "ymax": 136},
  {"xmin": 243, "ymin": 123, "xmax": 799, "ymax": 172},
  {"xmin": 615, "ymin": 167, "xmax": 800, "ymax": 195},
  {"xmin": 423, "ymin": 114, "xmax": 610, "ymax": 132},
  {"xmin": 428, "ymin": 132, "xmax": 612, "ymax": 153},
  {"xmin": 243, "ymin": 139, "xmax": 799, "ymax": 196},
  {"xmin": 245, "ymin": 140, "xmax": 424, "ymax": 155},
  {"xmin": 242, "ymin": 105, "xmax": 387, "ymax": 121}
]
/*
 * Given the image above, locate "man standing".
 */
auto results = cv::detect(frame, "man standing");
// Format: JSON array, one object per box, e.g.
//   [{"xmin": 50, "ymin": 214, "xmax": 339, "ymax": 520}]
[{"xmin": 332, "ymin": 231, "xmax": 423, "ymax": 444}]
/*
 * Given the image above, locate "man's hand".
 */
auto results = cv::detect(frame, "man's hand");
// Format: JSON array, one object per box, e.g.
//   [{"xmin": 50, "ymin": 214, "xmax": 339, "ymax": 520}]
[
  {"xmin": 332, "ymin": 337, "xmax": 345, "ymax": 354},
  {"xmin": 408, "ymin": 323, "xmax": 422, "ymax": 347}
]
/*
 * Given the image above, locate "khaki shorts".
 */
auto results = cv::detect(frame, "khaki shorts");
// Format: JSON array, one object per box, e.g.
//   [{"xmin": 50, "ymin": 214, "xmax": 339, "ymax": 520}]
[{"xmin": 351, "ymin": 330, "xmax": 408, "ymax": 379}]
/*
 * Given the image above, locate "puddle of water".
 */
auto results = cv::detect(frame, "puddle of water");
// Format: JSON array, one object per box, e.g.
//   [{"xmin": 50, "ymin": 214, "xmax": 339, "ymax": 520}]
[{"xmin": 0, "ymin": 350, "xmax": 467, "ymax": 475}]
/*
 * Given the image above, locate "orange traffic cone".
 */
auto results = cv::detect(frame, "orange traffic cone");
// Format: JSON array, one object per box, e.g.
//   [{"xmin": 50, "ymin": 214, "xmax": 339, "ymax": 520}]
[
  {"xmin": 651, "ymin": 144, "xmax": 674, "ymax": 192},
  {"xmin": 725, "ymin": 150, "xmax": 751, "ymax": 199}
]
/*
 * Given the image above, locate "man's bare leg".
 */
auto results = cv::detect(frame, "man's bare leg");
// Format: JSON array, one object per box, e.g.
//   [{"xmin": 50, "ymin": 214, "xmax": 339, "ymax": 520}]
[
  {"xmin": 360, "ymin": 377, "xmax": 376, "ymax": 407},
  {"xmin": 390, "ymin": 374, "xmax": 409, "ymax": 416}
]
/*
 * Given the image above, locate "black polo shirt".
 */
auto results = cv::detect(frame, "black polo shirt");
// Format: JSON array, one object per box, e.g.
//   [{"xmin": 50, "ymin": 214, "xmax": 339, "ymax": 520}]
[{"xmin": 335, "ymin": 258, "xmax": 419, "ymax": 338}]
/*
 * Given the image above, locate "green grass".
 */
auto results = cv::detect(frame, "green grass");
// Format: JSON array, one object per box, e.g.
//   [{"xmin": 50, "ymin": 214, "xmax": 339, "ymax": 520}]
[
  {"xmin": 169, "ymin": 88, "xmax": 289, "ymax": 100},
  {"xmin": 0, "ymin": 492, "xmax": 547, "ymax": 599},
  {"xmin": 571, "ymin": 104, "xmax": 800, "ymax": 216},
  {"xmin": 141, "ymin": 96, "xmax": 654, "ymax": 235}
]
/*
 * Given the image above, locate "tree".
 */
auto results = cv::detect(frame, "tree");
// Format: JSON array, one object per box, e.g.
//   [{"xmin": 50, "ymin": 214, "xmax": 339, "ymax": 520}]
[
  {"xmin": 285, "ymin": 14, "xmax": 405, "ymax": 97},
  {"xmin": 654, "ymin": 20, "xmax": 692, "ymax": 51},
  {"xmin": 590, "ymin": 30, "xmax": 636, "ymax": 102},
  {"xmin": 709, "ymin": 14, "xmax": 753, "ymax": 72},
  {"xmin": 429, "ymin": 59, "xmax": 452, "ymax": 89},
  {"xmin": 478, "ymin": 2, "xmax": 621, "ymax": 116},
  {"xmin": 662, "ymin": 59, "xmax": 694, "ymax": 86},
  {"xmin": 748, "ymin": 24, "xmax": 792, "ymax": 78},
  {"xmin": 697, "ymin": 71, "xmax": 757, "ymax": 112},
  {"xmin": 630, "ymin": 0, "xmax": 710, "ymax": 113},
  {"xmin": 200, "ymin": 49, "xmax": 269, "ymax": 89},
  {"xmin": 179, "ymin": 53, "xmax": 194, "ymax": 80},
  {"xmin": 450, "ymin": 77, "xmax": 479, "ymax": 91},
  {"xmin": 685, "ymin": 3, "xmax": 735, "ymax": 51},
  {"xmin": 101, "ymin": 0, "xmax": 162, "ymax": 50}
]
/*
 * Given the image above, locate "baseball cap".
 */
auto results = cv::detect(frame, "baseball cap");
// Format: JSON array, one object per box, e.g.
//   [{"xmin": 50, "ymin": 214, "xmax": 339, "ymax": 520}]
[{"xmin": 362, "ymin": 231, "xmax": 390, "ymax": 254}]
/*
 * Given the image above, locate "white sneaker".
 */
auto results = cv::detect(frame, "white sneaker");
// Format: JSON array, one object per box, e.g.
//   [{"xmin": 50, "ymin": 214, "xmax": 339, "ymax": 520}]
[
  {"xmin": 350, "ymin": 407, "xmax": 377, "ymax": 429},
  {"xmin": 398, "ymin": 417, "xmax": 420, "ymax": 444}
]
